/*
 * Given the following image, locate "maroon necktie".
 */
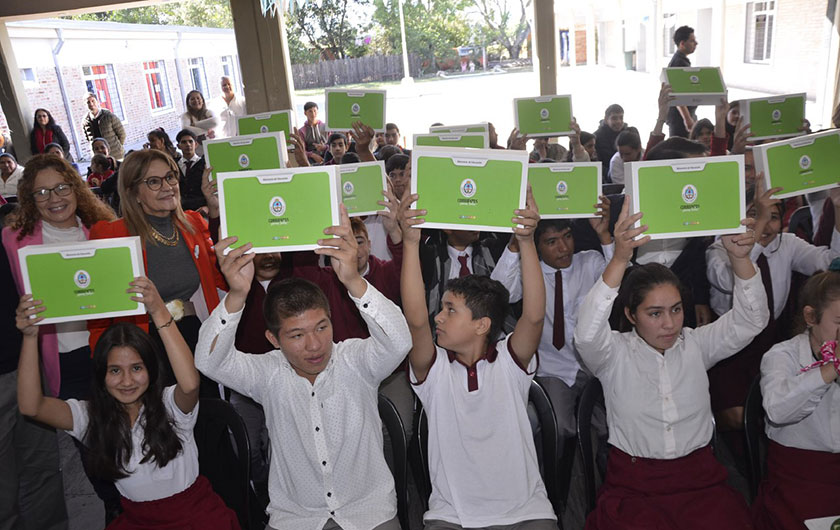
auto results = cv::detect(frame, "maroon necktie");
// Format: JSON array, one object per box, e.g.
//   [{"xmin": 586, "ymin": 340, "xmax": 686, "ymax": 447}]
[
  {"xmin": 457, "ymin": 255, "xmax": 470, "ymax": 277},
  {"xmin": 553, "ymin": 271, "xmax": 565, "ymax": 349},
  {"xmin": 814, "ymin": 198, "xmax": 834, "ymax": 247},
  {"xmin": 185, "ymin": 160, "xmax": 193, "ymax": 173},
  {"xmin": 756, "ymin": 254, "xmax": 774, "ymax": 317}
]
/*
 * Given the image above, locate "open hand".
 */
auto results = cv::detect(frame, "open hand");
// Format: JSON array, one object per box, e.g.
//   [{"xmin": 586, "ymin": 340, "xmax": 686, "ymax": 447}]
[
  {"xmin": 613, "ymin": 197, "xmax": 649, "ymax": 262},
  {"xmin": 508, "ymin": 128, "xmax": 528, "ymax": 150},
  {"xmin": 721, "ymin": 218, "xmax": 757, "ymax": 259},
  {"xmin": 513, "ymin": 185, "xmax": 540, "ymax": 241},
  {"xmin": 15, "ymin": 295, "xmax": 45, "ymax": 336},
  {"xmin": 377, "ymin": 182, "xmax": 402, "ymax": 243},
  {"xmin": 589, "ymin": 194, "xmax": 612, "ymax": 242},
  {"xmin": 214, "ymin": 236, "xmax": 255, "ymax": 297},
  {"xmin": 397, "ymin": 188, "xmax": 425, "ymax": 246},
  {"xmin": 315, "ymin": 204, "xmax": 363, "ymax": 288},
  {"xmin": 127, "ymin": 276, "xmax": 166, "ymax": 316},
  {"xmin": 200, "ymin": 166, "xmax": 219, "ymax": 216}
]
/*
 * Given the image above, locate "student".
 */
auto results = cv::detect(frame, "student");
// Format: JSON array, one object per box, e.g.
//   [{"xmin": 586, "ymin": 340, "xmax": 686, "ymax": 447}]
[
  {"xmin": 530, "ymin": 137, "xmax": 567, "ymax": 163},
  {"xmin": 146, "ymin": 128, "xmax": 179, "ymax": 161},
  {"xmin": 607, "ymin": 128, "xmax": 642, "ymax": 185},
  {"xmin": 180, "ymin": 90, "xmax": 219, "ymax": 156},
  {"xmin": 492, "ymin": 200, "xmax": 613, "ymax": 445},
  {"xmin": 753, "ymin": 267, "xmax": 840, "ymax": 529},
  {"xmin": 565, "ymin": 120, "xmax": 597, "ymax": 162},
  {"xmin": 384, "ymin": 123, "xmax": 401, "ymax": 148},
  {"xmin": 322, "ymin": 132, "xmax": 348, "ymax": 165},
  {"xmin": 575, "ymin": 199, "xmax": 766, "ymax": 529},
  {"xmin": 87, "ymin": 154, "xmax": 115, "ymax": 187},
  {"xmin": 175, "ymin": 129, "xmax": 207, "ymax": 212},
  {"xmin": 299, "ymin": 101, "xmax": 328, "ymax": 164},
  {"xmin": 195, "ymin": 204, "xmax": 410, "ymax": 530},
  {"xmin": 594, "ymin": 103, "xmax": 627, "ymax": 174},
  {"xmin": 689, "ymin": 118, "xmax": 714, "ymax": 151},
  {"xmin": 400, "ymin": 187, "xmax": 557, "ymax": 529},
  {"xmin": 706, "ymin": 183, "xmax": 840, "ymax": 441},
  {"xmin": 15, "ymin": 279, "xmax": 239, "ymax": 529},
  {"xmin": 0, "ymin": 153, "xmax": 23, "ymax": 198}
]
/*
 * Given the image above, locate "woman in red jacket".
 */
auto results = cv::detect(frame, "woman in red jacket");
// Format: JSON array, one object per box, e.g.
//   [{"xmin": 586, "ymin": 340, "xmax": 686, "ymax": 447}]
[{"xmin": 88, "ymin": 149, "xmax": 226, "ymax": 397}]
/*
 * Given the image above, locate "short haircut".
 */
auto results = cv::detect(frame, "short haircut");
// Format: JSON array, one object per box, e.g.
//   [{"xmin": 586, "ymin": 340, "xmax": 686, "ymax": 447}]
[
  {"xmin": 350, "ymin": 217, "xmax": 368, "ymax": 237},
  {"xmin": 340, "ymin": 152, "xmax": 361, "ymax": 164},
  {"xmin": 444, "ymin": 275, "xmax": 510, "ymax": 343},
  {"xmin": 579, "ymin": 131, "xmax": 595, "ymax": 145},
  {"xmin": 673, "ymin": 25, "xmax": 694, "ymax": 46},
  {"xmin": 328, "ymin": 132, "xmax": 347, "ymax": 145},
  {"xmin": 176, "ymin": 129, "xmax": 197, "ymax": 143},
  {"xmin": 304, "ymin": 101, "xmax": 318, "ymax": 111},
  {"xmin": 616, "ymin": 128, "xmax": 641, "ymax": 150},
  {"xmin": 645, "ymin": 137, "xmax": 706, "ymax": 161},
  {"xmin": 604, "ymin": 104, "xmax": 624, "ymax": 118},
  {"xmin": 86, "ymin": 92, "xmax": 99, "ymax": 101},
  {"xmin": 535, "ymin": 219, "xmax": 573, "ymax": 246},
  {"xmin": 376, "ymin": 144, "xmax": 402, "ymax": 162},
  {"xmin": 90, "ymin": 154, "xmax": 110, "ymax": 170},
  {"xmin": 385, "ymin": 123, "xmax": 399, "ymax": 132},
  {"xmin": 385, "ymin": 153, "xmax": 409, "ymax": 174},
  {"xmin": 263, "ymin": 278, "xmax": 331, "ymax": 335}
]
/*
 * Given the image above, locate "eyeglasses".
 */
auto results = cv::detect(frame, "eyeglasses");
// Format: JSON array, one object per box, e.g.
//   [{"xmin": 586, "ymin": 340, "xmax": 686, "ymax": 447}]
[
  {"xmin": 142, "ymin": 174, "xmax": 179, "ymax": 191},
  {"xmin": 32, "ymin": 183, "xmax": 73, "ymax": 203}
]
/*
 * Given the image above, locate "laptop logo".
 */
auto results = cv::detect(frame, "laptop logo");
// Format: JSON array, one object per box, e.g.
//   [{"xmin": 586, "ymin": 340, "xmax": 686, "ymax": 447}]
[
  {"xmin": 540, "ymin": 108, "xmax": 550, "ymax": 120},
  {"xmin": 682, "ymin": 184, "xmax": 698, "ymax": 204},
  {"xmin": 689, "ymin": 75, "xmax": 700, "ymax": 84},
  {"xmin": 556, "ymin": 180, "xmax": 568, "ymax": 195},
  {"xmin": 771, "ymin": 109, "xmax": 782, "ymax": 122},
  {"xmin": 238, "ymin": 154, "xmax": 250, "ymax": 168},
  {"xmin": 74, "ymin": 270, "xmax": 91, "ymax": 289},
  {"xmin": 269, "ymin": 196, "xmax": 286, "ymax": 217},
  {"xmin": 343, "ymin": 181, "xmax": 354, "ymax": 195},
  {"xmin": 351, "ymin": 103, "xmax": 361, "ymax": 115},
  {"xmin": 260, "ymin": 125, "xmax": 269, "ymax": 133},
  {"xmin": 799, "ymin": 155, "xmax": 812, "ymax": 171},
  {"xmin": 460, "ymin": 178, "xmax": 477, "ymax": 198}
]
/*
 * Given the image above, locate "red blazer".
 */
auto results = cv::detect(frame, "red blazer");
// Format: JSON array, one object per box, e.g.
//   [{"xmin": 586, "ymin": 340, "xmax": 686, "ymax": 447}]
[{"xmin": 86, "ymin": 210, "xmax": 227, "ymax": 350}]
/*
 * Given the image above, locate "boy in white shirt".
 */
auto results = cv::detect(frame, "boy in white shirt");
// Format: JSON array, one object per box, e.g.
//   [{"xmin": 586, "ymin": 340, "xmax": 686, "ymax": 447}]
[{"xmin": 400, "ymin": 187, "xmax": 557, "ymax": 529}]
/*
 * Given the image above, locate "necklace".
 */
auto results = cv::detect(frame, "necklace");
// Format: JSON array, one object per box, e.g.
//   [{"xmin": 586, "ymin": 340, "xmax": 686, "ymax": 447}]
[{"xmin": 149, "ymin": 224, "xmax": 179, "ymax": 247}]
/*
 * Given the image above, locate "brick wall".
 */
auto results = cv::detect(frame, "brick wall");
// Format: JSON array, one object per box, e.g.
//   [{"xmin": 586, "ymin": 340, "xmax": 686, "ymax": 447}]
[{"xmin": 575, "ymin": 24, "xmax": 588, "ymax": 65}]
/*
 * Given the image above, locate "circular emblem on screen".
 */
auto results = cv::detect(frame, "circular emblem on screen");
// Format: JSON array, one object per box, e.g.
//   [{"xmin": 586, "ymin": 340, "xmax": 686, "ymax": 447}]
[
  {"xmin": 343, "ymin": 180, "xmax": 354, "ymax": 195},
  {"xmin": 238, "ymin": 153, "xmax": 250, "ymax": 168},
  {"xmin": 829, "ymin": 517, "xmax": 840, "ymax": 530},
  {"xmin": 540, "ymin": 108, "xmax": 550, "ymax": 120},
  {"xmin": 681, "ymin": 184, "xmax": 698, "ymax": 204},
  {"xmin": 74, "ymin": 269, "xmax": 91, "ymax": 289},
  {"xmin": 269, "ymin": 196, "xmax": 286, "ymax": 217},
  {"xmin": 689, "ymin": 75, "xmax": 700, "ymax": 84},
  {"xmin": 799, "ymin": 155, "xmax": 812, "ymax": 170},
  {"xmin": 351, "ymin": 103, "xmax": 361, "ymax": 115},
  {"xmin": 260, "ymin": 125, "xmax": 269, "ymax": 133},
  {"xmin": 771, "ymin": 109, "xmax": 782, "ymax": 121},
  {"xmin": 460, "ymin": 178, "xmax": 477, "ymax": 198},
  {"xmin": 556, "ymin": 180, "xmax": 568, "ymax": 195}
]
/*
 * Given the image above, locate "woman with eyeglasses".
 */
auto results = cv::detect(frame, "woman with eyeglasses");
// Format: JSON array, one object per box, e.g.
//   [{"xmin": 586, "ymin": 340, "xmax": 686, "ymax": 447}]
[{"xmin": 87, "ymin": 149, "xmax": 226, "ymax": 397}]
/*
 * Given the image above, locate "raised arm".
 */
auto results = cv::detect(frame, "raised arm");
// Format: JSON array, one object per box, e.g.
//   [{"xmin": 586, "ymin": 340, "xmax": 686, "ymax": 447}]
[
  {"xmin": 569, "ymin": 119, "xmax": 589, "ymax": 162},
  {"xmin": 376, "ymin": 183, "xmax": 403, "ymax": 245},
  {"xmin": 128, "ymin": 277, "xmax": 199, "ymax": 414},
  {"xmin": 16, "ymin": 296, "xmax": 73, "ymax": 430},
  {"xmin": 762, "ymin": 341, "xmax": 838, "ymax": 426},
  {"xmin": 399, "ymin": 190, "xmax": 437, "ymax": 382},
  {"xmin": 509, "ymin": 187, "xmax": 545, "ymax": 366},
  {"xmin": 288, "ymin": 128, "xmax": 311, "ymax": 167},
  {"xmin": 314, "ymin": 203, "xmax": 368, "ymax": 298},
  {"xmin": 349, "ymin": 122, "xmax": 377, "ymax": 163}
]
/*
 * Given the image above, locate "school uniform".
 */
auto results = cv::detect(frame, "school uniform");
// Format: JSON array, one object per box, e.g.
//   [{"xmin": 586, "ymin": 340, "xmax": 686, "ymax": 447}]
[
  {"xmin": 65, "ymin": 386, "xmax": 239, "ymax": 529},
  {"xmin": 195, "ymin": 281, "xmax": 410, "ymax": 530},
  {"xmin": 752, "ymin": 334, "xmax": 840, "ymax": 529},
  {"xmin": 410, "ymin": 337, "xmax": 557, "ymax": 528},
  {"xmin": 574, "ymin": 269, "xmax": 769, "ymax": 529},
  {"xmin": 178, "ymin": 154, "xmax": 207, "ymax": 212}
]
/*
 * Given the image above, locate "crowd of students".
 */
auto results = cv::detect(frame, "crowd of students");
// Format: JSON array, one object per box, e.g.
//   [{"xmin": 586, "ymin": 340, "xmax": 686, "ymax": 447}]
[{"xmin": 1, "ymin": 23, "xmax": 839, "ymax": 530}]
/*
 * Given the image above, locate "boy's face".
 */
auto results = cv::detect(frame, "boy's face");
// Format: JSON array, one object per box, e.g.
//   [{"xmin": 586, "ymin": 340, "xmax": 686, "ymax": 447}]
[
  {"xmin": 375, "ymin": 132, "xmax": 385, "ymax": 147},
  {"xmin": 727, "ymin": 106, "xmax": 740, "ymax": 127},
  {"xmin": 354, "ymin": 230, "xmax": 371, "ymax": 274},
  {"xmin": 385, "ymin": 128, "xmax": 400, "ymax": 146},
  {"xmin": 330, "ymin": 138, "xmax": 347, "ymax": 161},
  {"xmin": 305, "ymin": 106, "xmax": 318, "ymax": 123},
  {"xmin": 538, "ymin": 227, "xmax": 575, "ymax": 269},
  {"xmin": 747, "ymin": 203, "xmax": 782, "ymax": 247},
  {"xmin": 443, "ymin": 229, "xmax": 480, "ymax": 250},
  {"xmin": 266, "ymin": 308, "xmax": 334, "ymax": 383},
  {"xmin": 253, "ymin": 252, "xmax": 282, "ymax": 282},
  {"xmin": 679, "ymin": 33, "xmax": 698, "ymax": 55},
  {"xmin": 583, "ymin": 138, "xmax": 597, "ymax": 160},
  {"xmin": 178, "ymin": 136, "xmax": 196, "ymax": 159},
  {"xmin": 618, "ymin": 145, "xmax": 640, "ymax": 163},
  {"xmin": 434, "ymin": 291, "xmax": 487, "ymax": 351},
  {"xmin": 606, "ymin": 112, "xmax": 624, "ymax": 132}
]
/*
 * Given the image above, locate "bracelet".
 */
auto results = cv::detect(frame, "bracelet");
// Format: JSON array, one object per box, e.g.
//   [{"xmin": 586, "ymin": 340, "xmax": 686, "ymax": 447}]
[{"xmin": 156, "ymin": 315, "xmax": 175, "ymax": 331}]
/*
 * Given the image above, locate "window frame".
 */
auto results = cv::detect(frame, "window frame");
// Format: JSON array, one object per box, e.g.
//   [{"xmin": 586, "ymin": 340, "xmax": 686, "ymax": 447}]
[
  {"xmin": 187, "ymin": 57, "xmax": 209, "ymax": 97},
  {"xmin": 20, "ymin": 67, "xmax": 38, "ymax": 87},
  {"xmin": 744, "ymin": 1, "xmax": 776, "ymax": 64},
  {"xmin": 81, "ymin": 64, "xmax": 126, "ymax": 122},
  {"xmin": 143, "ymin": 60, "xmax": 174, "ymax": 114},
  {"xmin": 663, "ymin": 13, "xmax": 677, "ymax": 58}
]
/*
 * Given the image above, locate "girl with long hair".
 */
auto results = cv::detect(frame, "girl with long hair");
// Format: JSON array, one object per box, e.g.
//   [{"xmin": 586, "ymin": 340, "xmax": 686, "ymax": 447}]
[
  {"xmin": 29, "ymin": 108, "xmax": 71, "ymax": 157},
  {"xmin": 180, "ymin": 90, "xmax": 218, "ymax": 157},
  {"xmin": 146, "ymin": 128, "xmax": 180, "ymax": 161}
]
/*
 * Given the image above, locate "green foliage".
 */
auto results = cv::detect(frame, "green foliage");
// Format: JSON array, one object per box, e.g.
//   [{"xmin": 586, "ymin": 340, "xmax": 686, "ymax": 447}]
[
  {"xmin": 288, "ymin": 0, "xmax": 371, "ymax": 60},
  {"xmin": 66, "ymin": 0, "xmax": 234, "ymax": 28},
  {"xmin": 472, "ymin": 0, "xmax": 531, "ymax": 59}
]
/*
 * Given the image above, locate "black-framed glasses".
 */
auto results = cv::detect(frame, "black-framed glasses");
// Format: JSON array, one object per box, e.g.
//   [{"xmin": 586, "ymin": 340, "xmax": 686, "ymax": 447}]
[
  {"xmin": 142, "ymin": 173, "xmax": 179, "ymax": 191},
  {"xmin": 32, "ymin": 183, "xmax": 73, "ymax": 203}
]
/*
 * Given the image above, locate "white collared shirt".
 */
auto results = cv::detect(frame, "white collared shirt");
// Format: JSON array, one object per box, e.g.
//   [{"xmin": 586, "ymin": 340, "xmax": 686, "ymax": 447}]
[
  {"xmin": 491, "ymin": 244, "xmax": 614, "ymax": 385},
  {"xmin": 0, "ymin": 165, "xmax": 23, "ymax": 197},
  {"xmin": 195, "ymin": 281, "xmax": 410, "ymax": 530},
  {"xmin": 446, "ymin": 244, "xmax": 473, "ymax": 279},
  {"xmin": 636, "ymin": 237, "xmax": 688, "ymax": 268},
  {"xmin": 761, "ymin": 333, "xmax": 840, "ymax": 453},
  {"xmin": 574, "ymin": 271, "xmax": 769, "ymax": 459},
  {"xmin": 364, "ymin": 215, "xmax": 393, "ymax": 261},
  {"xmin": 65, "ymin": 385, "xmax": 199, "ymax": 501},
  {"xmin": 177, "ymin": 154, "xmax": 201, "ymax": 176},
  {"xmin": 707, "ymin": 230, "xmax": 840, "ymax": 317},
  {"xmin": 216, "ymin": 95, "xmax": 247, "ymax": 139}
]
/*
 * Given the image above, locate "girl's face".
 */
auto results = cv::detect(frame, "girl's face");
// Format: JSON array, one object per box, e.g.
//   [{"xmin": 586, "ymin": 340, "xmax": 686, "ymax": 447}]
[
  {"xmin": 36, "ymin": 111, "xmax": 50, "ymax": 126},
  {"xmin": 188, "ymin": 93, "xmax": 203, "ymax": 111},
  {"xmin": 747, "ymin": 203, "xmax": 782, "ymax": 247},
  {"xmin": 93, "ymin": 141, "xmax": 109, "ymax": 156},
  {"xmin": 625, "ymin": 283, "xmax": 684, "ymax": 354},
  {"xmin": 805, "ymin": 298, "xmax": 840, "ymax": 352},
  {"xmin": 696, "ymin": 128, "xmax": 713, "ymax": 148},
  {"xmin": 583, "ymin": 139, "xmax": 597, "ymax": 160},
  {"xmin": 727, "ymin": 106, "xmax": 741, "ymax": 127},
  {"xmin": 148, "ymin": 136, "xmax": 165, "ymax": 151},
  {"xmin": 618, "ymin": 145, "xmax": 640, "ymax": 163},
  {"xmin": 104, "ymin": 346, "xmax": 149, "ymax": 410},
  {"xmin": 32, "ymin": 168, "xmax": 78, "ymax": 228}
]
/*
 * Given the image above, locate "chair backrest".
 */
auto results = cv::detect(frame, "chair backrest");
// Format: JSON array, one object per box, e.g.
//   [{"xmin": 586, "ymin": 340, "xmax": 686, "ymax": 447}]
[
  {"xmin": 576, "ymin": 378, "xmax": 605, "ymax": 515},
  {"xmin": 194, "ymin": 398, "xmax": 252, "ymax": 529},
  {"xmin": 787, "ymin": 205, "xmax": 814, "ymax": 243},
  {"xmin": 743, "ymin": 375, "xmax": 766, "ymax": 501},
  {"xmin": 528, "ymin": 379, "xmax": 562, "ymax": 519},
  {"xmin": 378, "ymin": 393, "xmax": 409, "ymax": 530},
  {"xmin": 413, "ymin": 406, "xmax": 432, "ymax": 512}
]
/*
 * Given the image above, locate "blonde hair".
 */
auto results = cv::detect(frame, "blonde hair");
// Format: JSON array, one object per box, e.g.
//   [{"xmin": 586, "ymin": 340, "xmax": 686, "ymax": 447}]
[{"xmin": 117, "ymin": 150, "xmax": 194, "ymax": 244}]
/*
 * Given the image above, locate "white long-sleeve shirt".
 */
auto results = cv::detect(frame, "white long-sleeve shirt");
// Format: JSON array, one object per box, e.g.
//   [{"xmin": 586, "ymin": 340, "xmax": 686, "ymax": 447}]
[
  {"xmin": 760, "ymin": 333, "xmax": 840, "ymax": 453},
  {"xmin": 706, "ymin": 230, "xmax": 840, "ymax": 317},
  {"xmin": 215, "ymin": 95, "xmax": 247, "ymax": 139},
  {"xmin": 491, "ymin": 244, "xmax": 613, "ymax": 385},
  {"xmin": 574, "ymin": 270, "xmax": 769, "ymax": 459},
  {"xmin": 194, "ymin": 280, "xmax": 411, "ymax": 530}
]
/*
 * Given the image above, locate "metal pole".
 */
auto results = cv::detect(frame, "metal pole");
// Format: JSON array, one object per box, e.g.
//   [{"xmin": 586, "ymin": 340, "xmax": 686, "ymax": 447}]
[
  {"xmin": 52, "ymin": 29, "xmax": 83, "ymax": 161},
  {"xmin": 398, "ymin": 0, "xmax": 413, "ymax": 84}
]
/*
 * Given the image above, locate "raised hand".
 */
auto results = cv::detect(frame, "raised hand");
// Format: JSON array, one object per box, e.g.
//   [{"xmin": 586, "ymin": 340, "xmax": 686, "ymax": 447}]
[
  {"xmin": 721, "ymin": 218, "xmax": 757, "ymax": 260},
  {"xmin": 15, "ymin": 295, "xmax": 45, "ymax": 336},
  {"xmin": 349, "ymin": 121, "xmax": 375, "ymax": 149},
  {"xmin": 289, "ymin": 128, "xmax": 310, "ymax": 167},
  {"xmin": 377, "ymin": 182, "xmax": 402, "ymax": 244},
  {"xmin": 657, "ymin": 83, "xmax": 674, "ymax": 123},
  {"xmin": 200, "ymin": 166, "xmax": 219, "ymax": 217},
  {"xmin": 613, "ymin": 197, "xmax": 649, "ymax": 263},
  {"xmin": 214, "ymin": 236, "xmax": 255, "ymax": 304},
  {"xmin": 315, "ymin": 204, "xmax": 367, "ymax": 297},
  {"xmin": 127, "ymin": 276, "xmax": 166, "ymax": 317},
  {"xmin": 397, "ymin": 188, "xmax": 425, "ymax": 246},
  {"xmin": 753, "ymin": 176, "xmax": 783, "ymax": 223},
  {"xmin": 512, "ymin": 185, "xmax": 540, "ymax": 242},
  {"xmin": 589, "ymin": 195, "xmax": 612, "ymax": 244},
  {"xmin": 731, "ymin": 117, "xmax": 752, "ymax": 155},
  {"xmin": 507, "ymin": 128, "xmax": 528, "ymax": 151}
]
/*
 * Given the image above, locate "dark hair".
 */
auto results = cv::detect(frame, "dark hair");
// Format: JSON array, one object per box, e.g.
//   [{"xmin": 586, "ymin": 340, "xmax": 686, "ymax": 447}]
[
  {"xmin": 604, "ymin": 104, "xmax": 624, "ymax": 118},
  {"xmin": 615, "ymin": 128, "xmax": 641, "ymax": 150},
  {"xmin": 175, "ymin": 129, "xmax": 197, "ymax": 143},
  {"xmin": 264, "ymin": 278, "xmax": 331, "ymax": 335},
  {"xmin": 580, "ymin": 131, "xmax": 595, "ymax": 146},
  {"xmin": 33, "ymin": 108, "xmax": 57, "ymax": 129},
  {"xmin": 304, "ymin": 101, "xmax": 318, "ymax": 112},
  {"xmin": 147, "ymin": 128, "xmax": 176, "ymax": 156},
  {"xmin": 350, "ymin": 216, "xmax": 368, "ymax": 237},
  {"xmin": 340, "ymin": 152, "xmax": 361, "ymax": 164},
  {"xmin": 90, "ymin": 154, "xmax": 111, "ymax": 171},
  {"xmin": 44, "ymin": 142, "xmax": 65, "ymax": 156},
  {"xmin": 796, "ymin": 269, "xmax": 840, "ymax": 333},
  {"xmin": 534, "ymin": 219, "xmax": 573, "ymax": 247},
  {"xmin": 385, "ymin": 122, "xmax": 399, "ymax": 132},
  {"xmin": 376, "ymin": 144, "xmax": 402, "ymax": 162},
  {"xmin": 444, "ymin": 275, "xmax": 510, "ymax": 343},
  {"xmin": 689, "ymin": 118, "xmax": 714, "ymax": 141},
  {"xmin": 328, "ymin": 132, "xmax": 347, "ymax": 146},
  {"xmin": 185, "ymin": 90, "xmax": 209, "ymax": 121},
  {"xmin": 673, "ymin": 25, "xmax": 694, "ymax": 46},
  {"xmin": 85, "ymin": 323, "xmax": 183, "ymax": 480},
  {"xmin": 385, "ymin": 153, "xmax": 409, "ymax": 174},
  {"xmin": 619, "ymin": 264, "xmax": 685, "ymax": 319},
  {"xmin": 645, "ymin": 137, "xmax": 707, "ymax": 161}
]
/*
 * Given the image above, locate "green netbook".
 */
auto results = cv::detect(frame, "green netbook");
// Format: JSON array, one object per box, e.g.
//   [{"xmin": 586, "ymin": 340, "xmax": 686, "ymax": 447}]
[
  {"xmin": 236, "ymin": 110, "xmax": 295, "ymax": 139},
  {"xmin": 740, "ymin": 93, "xmax": 807, "ymax": 141},
  {"xmin": 204, "ymin": 132, "xmax": 287, "ymax": 181},
  {"xmin": 325, "ymin": 89, "xmax": 387, "ymax": 132},
  {"xmin": 339, "ymin": 161, "xmax": 387, "ymax": 217},
  {"xmin": 754, "ymin": 129, "xmax": 840, "ymax": 199},
  {"xmin": 429, "ymin": 123, "xmax": 489, "ymax": 135},
  {"xmin": 661, "ymin": 67, "xmax": 727, "ymax": 106},
  {"xmin": 514, "ymin": 95, "xmax": 574, "ymax": 137},
  {"xmin": 528, "ymin": 162, "xmax": 601, "ymax": 219},
  {"xmin": 413, "ymin": 133, "xmax": 489, "ymax": 149}
]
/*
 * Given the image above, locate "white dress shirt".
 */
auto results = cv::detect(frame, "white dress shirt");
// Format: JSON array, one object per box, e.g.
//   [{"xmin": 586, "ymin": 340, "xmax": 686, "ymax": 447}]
[
  {"xmin": 446, "ymin": 245, "xmax": 473, "ymax": 279},
  {"xmin": 0, "ymin": 165, "xmax": 23, "ymax": 197},
  {"xmin": 707, "ymin": 230, "xmax": 840, "ymax": 317},
  {"xmin": 364, "ymin": 215, "xmax": 393, "ymax": 261},
  {"xmin": 177, "ymin": 154, "xmax": 201, "ymax": 176},
  {"xmin": 65, "ymin": 385, "xmax": 199, "ymax": 501},
  {"xmin": 195, "ymin": 281, "xmax": 411, "ymax": 530},
  {"xmin": 636, "ymin": 238, "xmax": 688, "ymax": 268},
  {"xmin": 608, "ymin": 152, "xmax": 625, "ymax": 185},
  {"xmin": 491, "ymin": 245, "xmax": 613, "ymax": 385},
  {"xmin": 216, "ymin": 94, "xmax": 247, "ymax": 139},
  {"xmin": 574, "ymin": 270, "xmax": 769, "ymax": 459},
  {"xmin": 761, "ymin": 333, "xmax": 840, "ymax": 453}
]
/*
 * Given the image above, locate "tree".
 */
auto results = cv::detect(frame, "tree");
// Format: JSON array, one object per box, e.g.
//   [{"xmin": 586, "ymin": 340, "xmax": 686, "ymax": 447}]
[
  {"xmin": 472, "ymin": 0, "xmax": 531, "ymax": 59},
  {"xmin": 288, "ymin": 0, "xmax": 370, "ymax": 59},
  {"xmin": 67, "ymin": 0, "xmax": 234, "ymax": 28}
]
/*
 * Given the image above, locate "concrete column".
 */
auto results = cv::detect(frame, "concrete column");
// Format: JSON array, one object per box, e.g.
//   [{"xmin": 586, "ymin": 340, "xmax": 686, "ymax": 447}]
[
  {"xmin": 228, "ymin": 0, "xmax": 295, "ymax": 114},
  {"xmin": 533, "ymin": 0, "xmax": 557, "ymax": 95},
  {"xmin": 0, "ymin": 21, "xmax": 32, "ymax": 161},
  {"xmin": 819, "ymin": 0, "xmax": 840, "ymax": 129}
]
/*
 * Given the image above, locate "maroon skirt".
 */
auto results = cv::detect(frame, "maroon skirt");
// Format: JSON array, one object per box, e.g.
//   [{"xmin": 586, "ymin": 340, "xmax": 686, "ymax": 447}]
[
  {"xmin": 585, "ymin": 445, "xmax": 753, "ymax": 530},
  {"xmin": 752, "ymin": 440, "xmax": 840, "ymax": 530},
  {"xmin": 108, "ymin": 475, "xmax": 241, "ymax": 530}
]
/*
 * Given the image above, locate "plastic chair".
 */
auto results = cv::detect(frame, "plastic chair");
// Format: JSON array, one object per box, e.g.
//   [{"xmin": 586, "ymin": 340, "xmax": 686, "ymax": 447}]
[
  {"xmin": 378, "ymin": 393, "xmax": 410, "ymax": 530},
  {"xmin": 194, "ymin": 398, "xmax": 258, "ymax": 529},
  {"xmin": 743, "ymin": 375, "xmax": 767, "ymax": 501},
  {"xmin": 576, "ymin": 378, "xmax": 604, "ymax": 515},
  {"xmin": 787, "ymin": 205, "xmax": 814, "ymax": 243}
]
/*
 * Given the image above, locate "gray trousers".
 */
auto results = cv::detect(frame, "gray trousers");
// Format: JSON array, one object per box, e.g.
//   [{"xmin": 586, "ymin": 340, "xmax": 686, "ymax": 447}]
[
  {"xmin": 424, "ymin": 519, "xmax": 558, "ymax": 529},
  {"xmin": 267, "ymin": 516, "xmax": 400, "ymax": 530},
  {"xmin": 0, "ymin": 370, "xmax": 68, "ymax": 530}
]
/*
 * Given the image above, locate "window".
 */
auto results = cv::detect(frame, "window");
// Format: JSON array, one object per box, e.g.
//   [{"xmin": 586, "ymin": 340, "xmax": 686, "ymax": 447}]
[
  {"xmin": 220, "ymin": 55, "xmax": 241, "ymax": 92},
  {"xmin": 745, "ymin": 1, "xmax": 775, "ymax": 63},
  {"xmin": 143, "ymin": 60, "xmax": 173, "ymax": 111},
  {"xmin": 663, "ymin": 13, "xmax": 676, "ymax": 57},
  {"xmin": 82, "ymin": 64, "xmax": 125, "ymax": 120},
  {"xmin": 20, "ymin": 68, "xmax": 37, "ymax": 86},
  {"xmin": 187, "ymin": 57, "xmax": 208, "ymax": 96}
]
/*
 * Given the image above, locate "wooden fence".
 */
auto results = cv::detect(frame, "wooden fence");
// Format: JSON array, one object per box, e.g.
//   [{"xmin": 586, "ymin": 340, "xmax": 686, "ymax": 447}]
[{"xmin": 292, "ymin": 54, "xmax": 423, "ymax": 89}]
